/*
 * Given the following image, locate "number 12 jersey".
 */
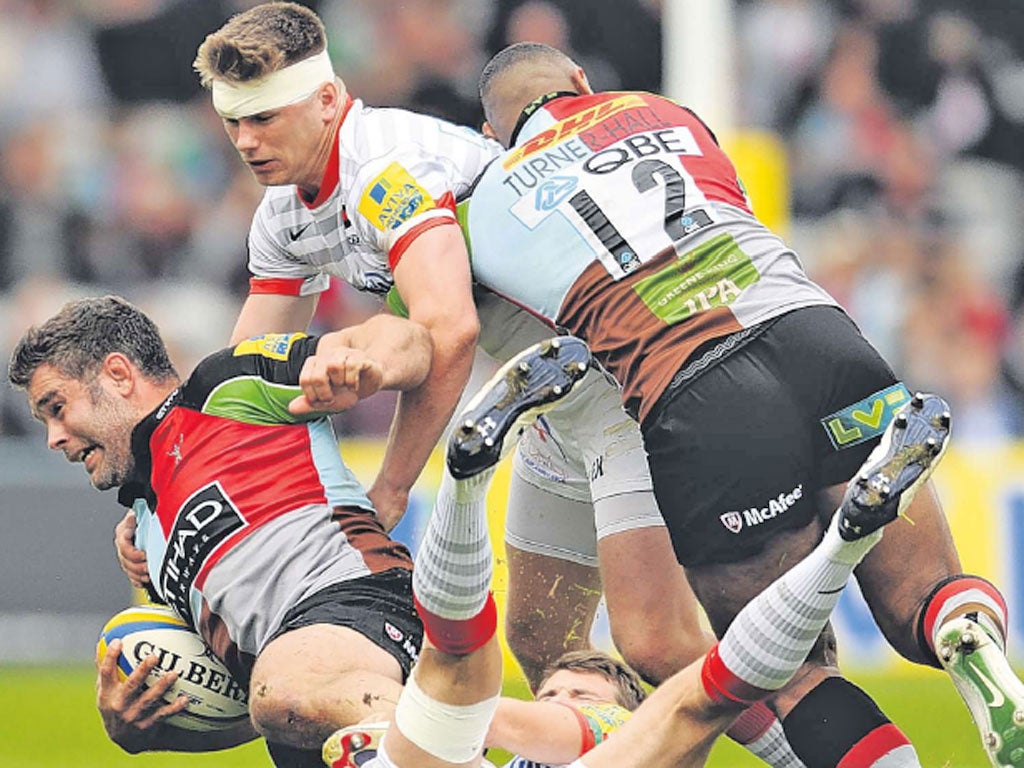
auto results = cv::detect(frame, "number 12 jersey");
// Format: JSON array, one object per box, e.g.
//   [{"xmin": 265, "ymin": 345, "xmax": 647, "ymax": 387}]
[{"xmin": 462, "ymin": 91, "xmax": 837, "ymax": 423}]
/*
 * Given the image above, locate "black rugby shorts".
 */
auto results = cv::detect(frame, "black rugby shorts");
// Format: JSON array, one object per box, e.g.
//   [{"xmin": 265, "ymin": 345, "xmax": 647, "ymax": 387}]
[
  {"xmin": 641, "ymin": 306, "xmax": 905, "ymax": 567},
  {"xmin": 268, "ymin": 567, "xmax": 422, "ymax": 679}
]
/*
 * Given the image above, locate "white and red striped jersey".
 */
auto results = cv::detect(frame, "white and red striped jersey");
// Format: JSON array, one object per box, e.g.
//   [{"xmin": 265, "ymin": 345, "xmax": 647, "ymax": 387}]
[{"xmin": 246, "ymin": 96, "xmax": 501, "ymax": 298}]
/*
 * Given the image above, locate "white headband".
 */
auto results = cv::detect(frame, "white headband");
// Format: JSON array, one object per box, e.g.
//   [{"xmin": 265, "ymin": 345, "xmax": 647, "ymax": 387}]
[{"xmin": 211, "ymin": 49, "xmax": 335, "ymax": 119}]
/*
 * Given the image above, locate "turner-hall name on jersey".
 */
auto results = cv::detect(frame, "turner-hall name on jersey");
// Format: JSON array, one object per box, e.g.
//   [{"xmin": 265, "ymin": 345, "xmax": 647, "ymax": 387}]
[{"xmin": 500, "ymin": 125, "xmax": 701, "ymax": 197}]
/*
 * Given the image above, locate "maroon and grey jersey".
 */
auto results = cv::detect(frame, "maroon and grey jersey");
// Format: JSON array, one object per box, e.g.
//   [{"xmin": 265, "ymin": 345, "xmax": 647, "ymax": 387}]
[
  {"xmin": 246, "ymin": 96, "xmax": 501, "ymax": 298},
  {"xmin": 461, "ymin": 91, "xmax": 838, "ymax": 422},
  {"xmin": 119, "ymin": 333, "xmax": 412, "ymax": 676}
]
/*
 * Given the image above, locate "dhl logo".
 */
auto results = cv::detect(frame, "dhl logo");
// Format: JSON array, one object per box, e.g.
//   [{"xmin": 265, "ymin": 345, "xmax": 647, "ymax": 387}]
[{"xmin": 501, "ymin": 94, "xmax": 647, "ymax": 170}]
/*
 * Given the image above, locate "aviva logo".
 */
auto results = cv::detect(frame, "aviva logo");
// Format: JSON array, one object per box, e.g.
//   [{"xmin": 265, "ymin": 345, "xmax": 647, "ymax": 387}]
[
  {"xmin": 233, "ymin": 333, "xmax": 304, "ymax": 361},
  {"xmin": 822, "ymin": 383, "xmax": 911, "ymax": 449}
]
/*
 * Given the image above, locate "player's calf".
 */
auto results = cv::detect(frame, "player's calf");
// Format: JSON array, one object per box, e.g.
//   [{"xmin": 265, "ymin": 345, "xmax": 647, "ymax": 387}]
[{"xmin": 447, "ymin": 336, "xmax": 591, "ymax": 480}]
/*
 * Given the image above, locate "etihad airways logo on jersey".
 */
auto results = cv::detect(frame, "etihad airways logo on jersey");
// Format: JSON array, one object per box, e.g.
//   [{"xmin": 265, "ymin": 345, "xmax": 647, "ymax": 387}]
[
  {"xmin": 160, "ymin": 481, "xmax": 248, "ymax": 625},
  {"xmin": 501, "ymin": 94, "xmax": 647, "ymax": 170},
  {"xmin": 358, "ymin": 162, "xmax": 435, "ymax": 231},
  {"xmin": 720, "ymin": 484, "xmax": 803, "ymax": 533}
]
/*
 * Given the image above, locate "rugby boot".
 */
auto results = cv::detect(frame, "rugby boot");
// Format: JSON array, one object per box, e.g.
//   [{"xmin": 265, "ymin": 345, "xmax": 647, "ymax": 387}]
[
  {"xmin": 936, "ymin": 616, "xmax": 1024, "ymax": 767},
  {"xmin": 322, "ymin": 722, "xmax": 387, "ymax": 768},
  {"xmin": 447, "ymin": 336, "xmax": 591, "ymax": 479},
  {"xmin": 837, "ymin": 392, "xmax": 951, "ymax": 541}
]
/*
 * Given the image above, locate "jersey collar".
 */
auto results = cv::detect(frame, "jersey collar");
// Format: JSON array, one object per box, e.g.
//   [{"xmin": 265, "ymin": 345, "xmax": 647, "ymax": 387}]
[
  {"xmin": 116, "ymin": 388, "xmax": 180, "ymax": 509},
  {"xmin": 509, "ymin": 90, "xmax": 577, "ymax": 146},
  {"xmin": 300, "ymin": 93, "xmax": 355, "ymax": 210}
]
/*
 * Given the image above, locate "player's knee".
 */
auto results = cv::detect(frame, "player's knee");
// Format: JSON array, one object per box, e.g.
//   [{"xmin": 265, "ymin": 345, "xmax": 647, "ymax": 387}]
[
  {"xmin": 247, "ymin": 687, "xmax": 293, "ymax": 741},
  {"xmin": 247, "ymin": 681, "xmax": 317, "ymax": 746}
]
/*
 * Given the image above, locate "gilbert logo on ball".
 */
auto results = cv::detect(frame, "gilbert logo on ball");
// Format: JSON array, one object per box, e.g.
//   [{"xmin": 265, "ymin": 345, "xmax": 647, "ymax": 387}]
[{"xmin": 97, "ymin": 604, "xmax": 249, "ymax": 732}]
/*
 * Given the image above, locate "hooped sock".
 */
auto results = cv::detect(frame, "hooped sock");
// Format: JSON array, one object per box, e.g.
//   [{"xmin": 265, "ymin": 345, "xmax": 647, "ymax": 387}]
[
  {"xmin": 782, "ymin": 678, "xmax": 920, "ymax": 768},
  {"xmin": 702, "ymin": 512, "xmax": 883, "ymax": 703},
  {"xmin": 412, "ymin": 468, "xmax": 495, "ymax": 621},
  {"xmin": 917, "ymin": 575, "xmax": 1008, "ymax": 665}
]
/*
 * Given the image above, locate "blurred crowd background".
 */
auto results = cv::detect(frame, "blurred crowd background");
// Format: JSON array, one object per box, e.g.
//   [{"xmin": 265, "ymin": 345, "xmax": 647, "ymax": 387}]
[{"xmin": 1, "ymin": 0, "xmax": 1023, "ymax": 444}]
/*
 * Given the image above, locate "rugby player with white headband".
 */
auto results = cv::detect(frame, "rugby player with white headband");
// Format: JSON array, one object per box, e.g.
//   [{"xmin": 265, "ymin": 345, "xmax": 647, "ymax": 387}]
[
  {"xmin": 198, "ymin": 1, "xmax": 496, "ymax": 539},
  {"xmin": 117, "ymin": 6, "xmax": 742, "ymax": 767},
  {"xmin": 210, "ymin": 48, "xmax": 338, "ymax": 124}
]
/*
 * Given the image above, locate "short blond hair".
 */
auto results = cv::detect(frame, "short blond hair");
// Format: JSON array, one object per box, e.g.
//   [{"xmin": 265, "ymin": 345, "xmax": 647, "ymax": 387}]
[{"xmin": 194, "ymin": 1, "xmax": 327, "ymax": 88}]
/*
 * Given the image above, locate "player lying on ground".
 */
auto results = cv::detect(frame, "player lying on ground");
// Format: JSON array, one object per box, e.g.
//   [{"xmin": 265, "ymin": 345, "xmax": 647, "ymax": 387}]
[
  {"xmin": 327, "ymin": 647, "xmax": 645, "ymax": 768},
  {"xmin": 319, "ymin": 334, "xmax": 953, "ymax": 768}
]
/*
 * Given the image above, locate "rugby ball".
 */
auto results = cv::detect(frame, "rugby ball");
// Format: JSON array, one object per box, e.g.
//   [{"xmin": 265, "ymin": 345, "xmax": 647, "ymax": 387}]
[{"xmin": 97, "ymin": 604, "xmax": 249, "ymax": 732}]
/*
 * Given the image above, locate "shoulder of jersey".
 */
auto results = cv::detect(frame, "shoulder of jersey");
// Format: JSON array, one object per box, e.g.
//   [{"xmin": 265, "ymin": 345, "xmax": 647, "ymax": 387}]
[{"xmin": 348, "ymin": 101, "xmax": 497, "ymax": 153}]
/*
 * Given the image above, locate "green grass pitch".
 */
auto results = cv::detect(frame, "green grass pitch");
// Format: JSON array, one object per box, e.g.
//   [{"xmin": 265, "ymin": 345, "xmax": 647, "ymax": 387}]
[{"xmin": 0, "ymin": 664, "xmax": 994, "ymax": 767}]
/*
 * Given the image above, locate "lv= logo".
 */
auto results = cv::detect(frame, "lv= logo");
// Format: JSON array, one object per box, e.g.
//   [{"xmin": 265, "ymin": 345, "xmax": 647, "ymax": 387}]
[{"xmin": 824, "ymin": 384, "xmax": 911, "ymax": 448}]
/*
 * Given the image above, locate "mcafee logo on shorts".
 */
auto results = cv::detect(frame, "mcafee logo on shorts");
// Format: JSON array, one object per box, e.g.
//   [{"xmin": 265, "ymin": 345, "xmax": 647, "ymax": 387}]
[{"xmin": 720, "ymin": 511, "xmax": 743, "ymax": 533}]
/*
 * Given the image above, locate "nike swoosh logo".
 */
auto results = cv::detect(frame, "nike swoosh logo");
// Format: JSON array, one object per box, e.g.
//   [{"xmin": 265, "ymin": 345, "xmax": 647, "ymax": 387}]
[
  {"xmin": 818, "ymin": 585, "xmax": 846, "ymax": 595},
  {"xmin": 288, "ymin": 222, "xmax": 312, "ymax": 242},
  {"xmin": 970, "ymin": 661, "xmax": 1006, "ymax": 708}
]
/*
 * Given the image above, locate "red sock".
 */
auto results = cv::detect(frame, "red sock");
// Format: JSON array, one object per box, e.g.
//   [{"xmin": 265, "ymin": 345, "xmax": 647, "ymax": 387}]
[
  {"xmin": 414, "ymin": 592, "xmax": 497, "ymax": 655},
  {"xmin": 700, "ymin": 644, "xmax": 769, "ymax": 706}
]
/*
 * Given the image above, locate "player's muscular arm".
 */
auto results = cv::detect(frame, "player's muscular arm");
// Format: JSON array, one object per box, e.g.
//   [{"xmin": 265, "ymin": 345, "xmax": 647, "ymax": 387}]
[
  {"xmin": 96, "ymin": 640, "xmax": 257, "ymax": 753},
  {"xmin": 486, "ymin": 698, "xmax": 589, "ymax": 764},
  {"xmin": 369, "ymin": 224, "xmax": 479, "ymax": 530},
  {"xmin": 230, "ymin": 293, "xmax": 318, "ymax": 344}
]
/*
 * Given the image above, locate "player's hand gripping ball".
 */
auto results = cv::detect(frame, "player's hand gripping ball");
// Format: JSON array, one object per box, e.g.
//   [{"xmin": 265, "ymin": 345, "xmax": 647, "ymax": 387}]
[{"xmin": 97, "ymin": 604, "xmax": 249, "ymax": 732}]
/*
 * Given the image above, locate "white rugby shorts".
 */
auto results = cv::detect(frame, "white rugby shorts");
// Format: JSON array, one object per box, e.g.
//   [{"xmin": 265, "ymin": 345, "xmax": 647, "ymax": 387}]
[{"xmin": 506, "ymin": 369, "xmax": 666, "ymax": 566}]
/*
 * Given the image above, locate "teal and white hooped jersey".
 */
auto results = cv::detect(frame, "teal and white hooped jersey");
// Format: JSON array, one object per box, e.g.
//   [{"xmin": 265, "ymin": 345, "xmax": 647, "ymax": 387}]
[{"xmin": 462, "ymin": 91, "xmax": 837, "ymax": 422}]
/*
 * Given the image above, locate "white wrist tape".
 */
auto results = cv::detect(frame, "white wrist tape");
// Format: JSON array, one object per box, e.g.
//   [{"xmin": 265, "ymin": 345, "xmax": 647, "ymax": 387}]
[
  {"xmin": 212, "ymin": 49, "xmax": 335, "ymax": 119},
  {"xmin": 393, "ymin": 673, "xmax": 499, "ymax": 763}
]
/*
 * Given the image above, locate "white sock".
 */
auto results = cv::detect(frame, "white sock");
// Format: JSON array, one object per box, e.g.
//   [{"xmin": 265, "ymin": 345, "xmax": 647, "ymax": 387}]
[
  {"xmin": 412, "ymin": 468, "xmax": 495, "ymax": 619},
  {"xmin": 745, "ymin": 719, "xmax": 807, "ymax": 768},
  {"xmin": 717, "ymin": 514, "xmax": 883, "ymax": 692}
]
